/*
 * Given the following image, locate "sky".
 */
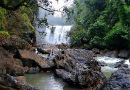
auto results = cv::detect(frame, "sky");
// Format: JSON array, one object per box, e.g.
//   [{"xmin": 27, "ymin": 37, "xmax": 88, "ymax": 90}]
[
  {"xmin": 37, "ymin": 0, "xmax": 74, "ymax": 25},
  {"xmin": 48, "ymin": 0, "xmax": 74, "ymax": 17}
]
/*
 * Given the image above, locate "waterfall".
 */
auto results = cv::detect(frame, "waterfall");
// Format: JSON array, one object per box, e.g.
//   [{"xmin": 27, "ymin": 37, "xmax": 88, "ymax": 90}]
[{"xmin": 36, "ymin": 0, "xmax": 74, "ymax": 45}]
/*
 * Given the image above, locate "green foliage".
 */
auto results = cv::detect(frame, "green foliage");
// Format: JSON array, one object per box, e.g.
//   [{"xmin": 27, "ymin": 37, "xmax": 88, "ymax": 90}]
[
  {"xmin": 0, "ymin": 7, "xmax": 7, "ymax": 30},
  {"xmin": 70, "ymin": 29, "xmax": 87, "ymax": 47},
  {"xmin": 104, "ymin": 22, "xmax": 129, "ymax": 49},
  {"xmin": 0, "ymin": 30, "xmax": 10, "ymax": 40},
  {"xmin": 70, "ymin": 0, "xmax": 129, "ymax": 49},
  {"xmin": 89, "ymin": 36, "xmax": 105, "ymax": 49},
  {"xmin": 22, "ymin": 13, "xmax": 35, "ymax": 31}
]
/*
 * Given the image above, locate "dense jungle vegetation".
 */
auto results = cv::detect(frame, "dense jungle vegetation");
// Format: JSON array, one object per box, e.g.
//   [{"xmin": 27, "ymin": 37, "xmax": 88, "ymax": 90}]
[{"xmin": 70, "ymin": 0, "xmax": 130, "ymax": 50}]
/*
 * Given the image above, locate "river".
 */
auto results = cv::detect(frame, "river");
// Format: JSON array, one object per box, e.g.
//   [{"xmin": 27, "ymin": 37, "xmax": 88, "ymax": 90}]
[
  {"xmin": 25, "ymin": 0, "xmax": 130, "ymax": 90},
  {"xmin": 25, "ymin": 56, "xmax": 130, "ymax": 90}
]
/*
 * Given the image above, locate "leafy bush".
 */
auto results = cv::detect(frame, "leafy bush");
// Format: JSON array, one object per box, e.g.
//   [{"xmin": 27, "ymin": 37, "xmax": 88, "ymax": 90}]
[
  {"xmin": 70, "ymin": 29, "xmax": 88, "ymax": 47},
  {"xmin": 87, "ymin": 18, "xmax": 107, "ymax": 39},
  {"xmin": 89, "ymin": 36, "xmax": 105, "ymax": 49},
  {"xmin": 104, "ymin": 22, "xmax": 129, "ymax": 49}
]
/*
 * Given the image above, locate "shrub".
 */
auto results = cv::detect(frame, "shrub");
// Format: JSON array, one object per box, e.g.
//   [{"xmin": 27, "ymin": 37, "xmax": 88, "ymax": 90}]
[
  {"xmin": 70, "ymin": 29, "xmax": 88, "ymax": 47},
  {"xmin": 104, "ymin": 22, "xmax": 129, "ymax": 49}
]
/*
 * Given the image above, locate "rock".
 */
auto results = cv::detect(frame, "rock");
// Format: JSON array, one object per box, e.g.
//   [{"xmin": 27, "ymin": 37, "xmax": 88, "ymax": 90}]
[
  {"xmin": 114, "ymin": 60, "xmax": 125, "ymax": 68},
  {"xmin": 10, "ymin": 65, "xmax": 25, "ymax": 76},
  {"xmin": 18, "ymin": 50, "xmax": 51, "ymax": 69},
  {"xmin": 0, "ymin": 74, "xmax": 39, "ymax": 90},
  {"xmin": 2, "ymin": 37, "xmax": 32, "ymax": 52},
  {"xmin": 37, "ymin": 43, "xmax": 59, "ymax": 54},
  {"xmin": 0, "ymin": 47, "xmax": 25, "ymax": 76},
  {"xmin": 114, "ymin": 60, "xmax": 128, "ymax": 69},
  {"xmin": 98, "ymin": 61, "xmax": 107, "ymax": 67},
  {"xmin": 118, "ymin": 50, "xmax": 129, "ymax": 59},
  {"xmin": 103, "ymin": 68, "xmax": 130, "ymax": 90},
  {"xmin": 92, "ymin": 48, "xmax": 100, "ymax": 54},
  {"xmin": 16, "ymin": 76, "xmax": 26, "ymax": 82},
  {"xmin": 0, "ymin": 84, "xmax": 17, "ymax": 90},
  {"xmin": 56, "ymin": 43, "xmax": 70, "ymax": 49},
  {"xmin": 104, "ymin": 51, "xmax": 118, "ymax": 58},
  {"xmin": 56, "ymin": 69, "xmax": 75, "ymax": 82},
  {"xmin": 37, "ymin": 48, "xmax": 49, "ymax": 54},
  {"xmin": 27, "ymin": 67, "xmax": 40, "ymax": 74},
  {"xmin": 54, "ymin": 49, "xmax": 106, "ymax": 89}
]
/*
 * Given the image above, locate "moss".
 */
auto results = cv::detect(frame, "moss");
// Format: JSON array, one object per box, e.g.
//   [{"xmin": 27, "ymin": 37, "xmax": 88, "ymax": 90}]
[
  {"xmin": 0, "ymin": 31, "xmax": 10, "ymax": 40},
  {"xmin": 0, "ymin": 7, "xmax": 7, "ymax": 30},
  {"xmin": 22, "ymin": 13, "xmax": 35, "ymax": 32}
]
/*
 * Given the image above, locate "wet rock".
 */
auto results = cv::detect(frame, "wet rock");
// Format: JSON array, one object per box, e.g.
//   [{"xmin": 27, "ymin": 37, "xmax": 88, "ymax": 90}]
[
  {"xmin": 104, "ymin": 51, "xmax": 118, "ymax": 58},
  {"xmin": 37, "ymin": 44, "xmax": 59, "ymax": 54},
  {"xmin": 37, "ymin": 48, "xmax": 50, "ymax": 54},
  {"xmin": 103, "ymin": 68, "xmax": 130, "ymax": 90},
  {"xmin": 92, "ymin": 48, "xmax": 100, "ymax": 54},
  {"xmin": 98, "ymin": 61, "xmax": 107, "ymax": 67},
  {"xmin": 118, "ymin": 50, "xmax": 129, "ymax": 59},
  {"xmin": 56, "ymin": 43, "xmax": 70, "ymax": 49},
  {"xmin": 0, "ymin": 74, "xmax": 39, "ymax": 90},
  {"xmin": 54, "ymin": 49, "xmax": 106, "ymax": 89},
  {"xmin": 56, "ymin": 69, "xmax": 75, "ymax": 82},
  {"xmin": 114, "ymin": 60, "xmax": 128, "ymax": 69},
  {"xmin": 27, "ymin": 67, "xmax": 40, "ymax": 74},
  {"xmin": 18, "ymin": 50, "xmax": 51, "ymax": 69}
]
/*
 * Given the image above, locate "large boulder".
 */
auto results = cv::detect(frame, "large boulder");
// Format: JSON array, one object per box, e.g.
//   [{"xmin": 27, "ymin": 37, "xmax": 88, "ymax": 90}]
[
  {"xmin": 118, "ymin": 50, "xmax": 129, "ymax": 59},
  {"xmin": 0, "ymin": 47, "xmax": 25, "ymax": 76},
  {"xmin": 37, "ymin": 43, "xmax": 59, "ymax": 54},
  {"xmin": 0, "ymin": 74, "xmax": 39, "ymax": 90},
  {"xmin": 103, "ymin": 68, "xmax": 130, "ymax": 90},
  {"xmin": 53, "ymin": 49, "xmax": 106, "ymax": 89},
  {"xmin": 2, "ymin": 36, "xmax": 33, "ymax": 52},
  {"xmin": 18, "ymin": 50, "xmax": 50, "ymax": 69}
]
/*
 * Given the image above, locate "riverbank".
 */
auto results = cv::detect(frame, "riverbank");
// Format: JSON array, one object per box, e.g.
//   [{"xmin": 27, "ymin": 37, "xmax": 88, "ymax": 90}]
[{"xmin": 0, "ymin": 41, "xmax": 130, "ymax": 90}]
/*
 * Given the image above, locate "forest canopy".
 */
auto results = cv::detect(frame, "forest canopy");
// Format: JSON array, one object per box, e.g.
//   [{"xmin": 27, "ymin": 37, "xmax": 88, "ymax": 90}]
[{"xmin": 69, "ymin": 0, "xmax": 130, "ymax": 50}]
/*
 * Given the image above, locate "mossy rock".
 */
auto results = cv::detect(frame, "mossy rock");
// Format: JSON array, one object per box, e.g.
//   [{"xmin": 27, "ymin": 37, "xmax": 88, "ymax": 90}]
[{"xmin": 0, "ymin": 31, "xmax": 10, "ymax": 46}]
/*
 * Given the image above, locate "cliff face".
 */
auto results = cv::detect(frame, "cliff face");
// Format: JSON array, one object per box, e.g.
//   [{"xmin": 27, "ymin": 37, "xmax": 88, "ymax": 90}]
[{"xmin": 0, "ymin": 4, "xmax": 38, "ymax": 50}]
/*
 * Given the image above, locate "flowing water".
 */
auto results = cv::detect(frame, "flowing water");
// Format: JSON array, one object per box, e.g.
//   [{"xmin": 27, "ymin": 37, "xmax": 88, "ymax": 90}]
[
  {"xmin": 25, "ymin": 56, "xmax": 130, "ymax": 90},
  {"xmin": 25, "ymin": 0, "xmax": 130, "ymax": 90},
  {"xmin": 39, "ymin": 25, "xmax": 72, "ymax": 44}
]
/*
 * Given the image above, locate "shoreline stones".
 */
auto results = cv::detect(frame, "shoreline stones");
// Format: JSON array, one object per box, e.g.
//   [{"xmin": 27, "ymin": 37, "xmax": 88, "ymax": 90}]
[
  {"xmin": 18, "ymin": 50, "xmax": 51, "ymax": 69},
  {"xmin": 103, "ymin": 68, "xmax": 130, "ymax": 90},
  {"xmin": 52, "ymin": 49, "xmax": 107, "ymax": 89},
  {"xmin": 0, "ymin": 74, "xmax": 39, "ymax": 90}
]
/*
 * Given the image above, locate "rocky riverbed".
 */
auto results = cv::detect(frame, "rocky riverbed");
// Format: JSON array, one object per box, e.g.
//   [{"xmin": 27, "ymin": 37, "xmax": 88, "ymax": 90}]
[{"xmin": 0, "ymin": 43, "xmax": 130, "ymax": 90}]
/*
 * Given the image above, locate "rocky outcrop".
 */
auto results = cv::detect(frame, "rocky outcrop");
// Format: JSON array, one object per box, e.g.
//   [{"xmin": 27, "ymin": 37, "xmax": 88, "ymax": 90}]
[
  {"xmin": 2, "ymin": 36, "xmax": 33, "ymax": 52},
  {"xmin": 100, "ymin": 50, "xmax": 118, "ymax": 58},
  {"xmin": 18, "ymin": 50, "xmax": 50, "ymax": 69},
  {"xmin": 53, "ymin": 49, "xmax": 106, "ymax": 89},
  {"xmin": 56, "ymin": 43, "xmax": 70, "ymax": 49},
  {"xmin": 118, "ymin": 50, "xmax": 129, "ymax": 59},
  {"xmin": 27, "ymin": 67, "xmax": 40, "ymax": 74},
  {"xmin": 114, "ymin": 60, "xmax": 128, "ymax": 69},
  {"xmin": 103, "ymin": 68, "xmax": 130, "ymax": 90},
  {"xmin": 0, "ymin": 74, "xmax": 39, "ymax": 90},
  {"xmin": 0, "ymin": 47, "xmax": 25, "ymax": 76},
  {"xmin": 37, "ymin": 43, "xmax": 59, "ymax": 54}
]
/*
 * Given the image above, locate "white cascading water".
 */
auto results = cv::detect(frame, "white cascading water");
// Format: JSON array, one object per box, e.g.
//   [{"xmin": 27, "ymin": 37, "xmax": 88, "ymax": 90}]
[
  {"xmin": 44, "ymin": 26, "xmax": 72, "ymax": 44},
  {"xmin": 36, "ymin": 0, "xmax": 73, "ymax": 45},
  {"xmin": 95, "ymin": 56, "xmax": 130, "ymax": 78}
]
